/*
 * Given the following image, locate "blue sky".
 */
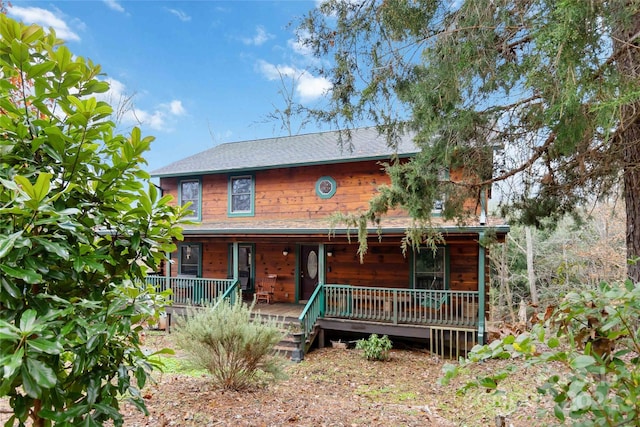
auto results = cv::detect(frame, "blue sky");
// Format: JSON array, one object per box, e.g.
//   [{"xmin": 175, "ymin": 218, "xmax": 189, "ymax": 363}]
[{"xmin": 8, "ymin": 0, "xmax": 333, "ymax": 174}]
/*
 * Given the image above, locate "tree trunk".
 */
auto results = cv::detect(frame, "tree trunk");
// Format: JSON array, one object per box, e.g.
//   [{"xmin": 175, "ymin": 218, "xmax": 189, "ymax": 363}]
[
  {"xmin": 616, "ymin": 7, "xmax": 640, "ymax": 283},
  {"xmin": 525, "ymin": 226, "xmax": 539, "ymax": 304},
  {"xmin": 624, "ymin": 138, "xmax": 640, "ymax": 283}
]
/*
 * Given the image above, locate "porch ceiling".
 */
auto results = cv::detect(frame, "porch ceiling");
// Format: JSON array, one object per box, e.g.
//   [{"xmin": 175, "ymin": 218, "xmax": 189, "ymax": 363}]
[{"xmin": 179, "ymin": 215, "xmax": 509, "ymax": 238}]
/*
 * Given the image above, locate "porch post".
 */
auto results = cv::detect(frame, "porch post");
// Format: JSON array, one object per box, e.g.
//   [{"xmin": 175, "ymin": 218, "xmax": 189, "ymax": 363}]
[
  {"xmin": 477, "ymin": 232, "xmax": 486, "ymax": 344},
  {"xmin": 232, "ymin": 242, "xmax": 239, "ymax": 281},
  {"xmin": 318, "ymin": 244, "xmax": 326, "ymax": 285}
]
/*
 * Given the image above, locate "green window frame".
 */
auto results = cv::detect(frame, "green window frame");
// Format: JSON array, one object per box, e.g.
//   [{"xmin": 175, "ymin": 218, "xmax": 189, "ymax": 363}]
[
  {"xmin": 178, "ymin": 243, "xmax": 201, "ymax": 277},
  {"xmin": 178, "ymin": 178, "xmax": 201, "ymax": 221},
  {"xmin": 315, "ymin": 176, "xmax": 337, "ymax": 199},
  {"xmin": 228, "ymin": 174, "xmax": 254, "ymax": 217},
  {"xmin": 412, "ymin": 246, "xmax": 449, "ymax": 290}
]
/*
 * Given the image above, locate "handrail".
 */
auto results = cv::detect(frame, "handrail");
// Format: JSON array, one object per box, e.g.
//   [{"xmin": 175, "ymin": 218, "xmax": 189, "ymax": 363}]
[
  {"xmin": 323, "ymin": 284, "xmax": 480, "ymax": 327},
  {"xmin": 213, "ymin": 278, "xmax": 241, "ymax": 309},
  {"xmin": 298, "ymin": 284, "xmax": 325, "ymax": 344}
]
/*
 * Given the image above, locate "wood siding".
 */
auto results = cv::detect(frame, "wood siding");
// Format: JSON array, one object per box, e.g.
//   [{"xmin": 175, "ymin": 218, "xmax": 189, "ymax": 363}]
[
  {"xmin": 167, "ymin": 238, "xmax": 489, "ymax": 304},
  {"xmin": 161, "ymin": 160, "xmax": 408, "ymax": 222}
]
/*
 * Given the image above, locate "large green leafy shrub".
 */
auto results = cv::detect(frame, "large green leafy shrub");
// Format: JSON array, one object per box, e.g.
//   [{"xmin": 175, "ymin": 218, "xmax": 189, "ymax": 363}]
[
  {"xmin": 442, "ymin": 280, "xmax": 640, "ymax": 426},
  {"xmin": 0, "ymin": 15, "xmax": 184, "ymax": 426}
]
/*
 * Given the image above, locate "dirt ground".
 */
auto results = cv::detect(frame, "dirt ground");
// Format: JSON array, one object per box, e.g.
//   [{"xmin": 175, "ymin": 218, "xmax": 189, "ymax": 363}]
[
  {"xmin": 0, "ymin": 332, "xmax": 556, "ymax": 426},
  {"xmin": 117, "ymin": 333, "xmax": 554, "ymax": 427}
]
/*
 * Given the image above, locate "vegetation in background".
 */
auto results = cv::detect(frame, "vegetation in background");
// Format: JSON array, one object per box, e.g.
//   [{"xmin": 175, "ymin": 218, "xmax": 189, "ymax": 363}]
[
  {"xmin": 0, "ymin": 14, "xmax": 184, "ymax": 426},
  {"xmin": 442, "ymin": 279, "xmax": 640, "ymax": 425},
  {"xmin": 297, "ymin": 1, "xmax": 640, "ymax": 281},
  {"xmin": 173, "ymin": 300, "xmax": 287, "ymax": 390},
  {"xmin": 355, "ymin": 334, "xmax": 393, "ymax": 361},
  {"xmin": 490, "ymin": 202, "xmax": 627, "ymax": 322}
]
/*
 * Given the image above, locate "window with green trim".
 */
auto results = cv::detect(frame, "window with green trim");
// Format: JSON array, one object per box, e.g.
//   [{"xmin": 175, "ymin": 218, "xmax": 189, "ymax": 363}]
[
  {"xmin": 315, "ymin": 176, "xmax": 337, "ymax": 198},
  {"xmin": 414, "ymin": 247, "xmax": 447, "ymax": 290},
  {"xmin": 229, "ymin": 175, "xmax": 254, "ymax": 216},
  {"xmin": 179, "ymin": 243, "xmax": 201, "ymax": 276},
  {"xmin": 179, "ymin": 179, "xmax": 201, "ymax": 220}
]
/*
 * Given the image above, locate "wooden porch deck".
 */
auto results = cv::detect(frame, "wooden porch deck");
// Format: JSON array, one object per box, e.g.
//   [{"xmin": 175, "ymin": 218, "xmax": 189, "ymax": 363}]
[
  {"xmin": 251, "ymin": 302, "xmax": 306, "ymax": 320},
  {"xmin": 147, "ymin": 277, "xmax": 482, "ymax": 358}
]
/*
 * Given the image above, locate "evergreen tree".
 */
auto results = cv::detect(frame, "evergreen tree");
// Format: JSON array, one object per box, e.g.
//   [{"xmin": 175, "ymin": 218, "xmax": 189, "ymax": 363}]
[{"xmin": 298, "ymin": 0, "xmax": 640, "ymax": 280}]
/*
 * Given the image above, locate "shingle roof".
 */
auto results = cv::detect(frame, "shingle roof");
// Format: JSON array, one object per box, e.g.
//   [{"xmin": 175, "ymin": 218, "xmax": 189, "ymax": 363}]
[{"xmin": 150, "ymin": 127, "xmax": 419, "ymax": 177}]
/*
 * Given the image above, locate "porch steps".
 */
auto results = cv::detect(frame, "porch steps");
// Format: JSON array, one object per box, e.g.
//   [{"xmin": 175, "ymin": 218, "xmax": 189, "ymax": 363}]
[
  {"xmin": 273, "ymin": 332, "xmax": 303, "ymax": 361},
  {"xmin": 250, "ymin": 312, "xmax": 306, "ymax": 362}
]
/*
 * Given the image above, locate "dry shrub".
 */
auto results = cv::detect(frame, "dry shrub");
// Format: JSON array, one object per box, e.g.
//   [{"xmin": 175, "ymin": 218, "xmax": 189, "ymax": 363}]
[{"xmin": 173, "ymin": 300, "xmax": 287, "ymax": 390}]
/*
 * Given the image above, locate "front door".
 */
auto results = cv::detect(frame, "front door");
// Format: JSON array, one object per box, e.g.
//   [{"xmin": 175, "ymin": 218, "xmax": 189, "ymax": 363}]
[
  {"xmin": 238, "ymin": 244, "xmax": 253, "ymax": 291},
  {"xmin": 300, "ymin": 245, "xmax": 319, "ymax": 300}
]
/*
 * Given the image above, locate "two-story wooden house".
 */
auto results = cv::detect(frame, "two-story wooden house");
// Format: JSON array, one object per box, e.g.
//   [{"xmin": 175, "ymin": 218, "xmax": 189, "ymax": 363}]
[{"xmin": 150, "ymin": 127, "xmax": 508, "ymax": 357}]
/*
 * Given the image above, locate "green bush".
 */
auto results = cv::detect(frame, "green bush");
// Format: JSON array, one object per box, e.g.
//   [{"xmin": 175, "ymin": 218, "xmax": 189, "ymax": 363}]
[
  {"xmin": 356, "ymin": 334, "xmax": 393, "ymax": 361},
  {"xmin": 442, "ymin": 279, "xmax": 640, "ymax": 426},
  {"xmin": 173, "ymin": 300, "xmax": 287, "ymax": 390}
]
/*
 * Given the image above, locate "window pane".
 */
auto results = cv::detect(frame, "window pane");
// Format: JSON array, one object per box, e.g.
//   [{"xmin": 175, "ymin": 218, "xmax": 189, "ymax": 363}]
[
  {"xmin": 232, "ymin": 177, "xmax": 251, "ymax": 194},
  {"xmin": 232, "ymin": 194, "xmax": 251, "ymax": 212},
  {"xmin": 180, "ymin": 245, "xmax": 199, "ymax": 276},
  {"xmin": 415, "ymin": 247, "xmax": 445, "ymax": 290},
  {"xmin": 180, "ymin": 180, "xmax": 200, "ymax": 218},
  {"xmin": 230, "ymin": 176, "xmax": 252, "ymax": 213}
]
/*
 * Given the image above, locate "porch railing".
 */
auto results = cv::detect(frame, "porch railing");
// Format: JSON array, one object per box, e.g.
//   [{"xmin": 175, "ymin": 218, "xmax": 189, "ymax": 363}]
[
  {"xmin": 323, "ymin": 284, "xmax": 479, "ymax": 327},
  {"xmin": 145, "ymin": 275, "xmax": 238, "ymax": 306},
  {"xmin": 298, "ymin": 284, "xmax": 325, "ymax": 349}
]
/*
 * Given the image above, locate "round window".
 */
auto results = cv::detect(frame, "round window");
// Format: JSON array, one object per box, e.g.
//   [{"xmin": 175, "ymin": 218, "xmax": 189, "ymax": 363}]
[{"xmin": 316, "ymin": 176, "xmax": 337, "ymax": 198}]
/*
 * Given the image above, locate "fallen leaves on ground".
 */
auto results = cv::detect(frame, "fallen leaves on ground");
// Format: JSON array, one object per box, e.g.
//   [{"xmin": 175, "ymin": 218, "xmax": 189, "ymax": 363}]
[{"xmin": 118, "ymin": 333, "xmax": 554, "ymax": 426}]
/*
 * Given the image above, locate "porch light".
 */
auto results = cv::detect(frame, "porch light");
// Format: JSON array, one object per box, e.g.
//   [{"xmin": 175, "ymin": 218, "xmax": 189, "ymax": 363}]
[
  {"xmin": 282, "ymin": 248, "xmax": 289, "ymax": 257},
  {"xmin": 327, "ymin": 248, "xmax": 333, "ymax": 257}
]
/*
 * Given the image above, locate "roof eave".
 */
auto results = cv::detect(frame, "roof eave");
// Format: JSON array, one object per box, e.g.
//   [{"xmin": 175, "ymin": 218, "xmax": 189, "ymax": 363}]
[{"xmin": 150, "ymin": 152, "xmax": 417, "ymax": 179}]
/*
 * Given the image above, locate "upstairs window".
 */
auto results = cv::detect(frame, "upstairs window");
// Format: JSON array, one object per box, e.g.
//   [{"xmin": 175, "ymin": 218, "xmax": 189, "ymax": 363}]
[
  {"xmin": 229, "ymin": 175, "xmax": 254, "ymax": 216},
  {"xmin": 316, "ymin": 176, "xmax": 337, "ymax": 199},
  {"xmin": 179, "ymin": 179, "xmax": 201, "ymax": 221}
]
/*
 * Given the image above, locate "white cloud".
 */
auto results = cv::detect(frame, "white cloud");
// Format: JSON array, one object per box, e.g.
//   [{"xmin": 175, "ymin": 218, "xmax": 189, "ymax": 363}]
[
  {"xmin": 242, "ymin": 26, "xmax": 274, "ymax": 46},
  {"xmin": 125, "ymin": 109, "xmax": 166, "ymax": 131},
  {"xmin": 288, "ymin": 31, "xmax": 314, "ymax": 58},
  {"xmin": 103, "ymin": 0, "xmax": 125, "ymax": 13},
  {"xmin": 296, "ymin": 73, "xmax": 332, "ymax": 102},
  {"xmin": 256, "ymin": 60, "xmax": 331, "ymax": 102},
  {"xmin": 95, "ymin": 78, "xmax": 186, "ymax": 131},
  {"xmin": 167, "ymin": 100, "xmax": 186, "ymax": 116},
  {"xmin": 9, "ymin": 6, "xmax": 80, "ymax": 41},
  {"xmin": 166, "ymin": 8, "xmax": 191, "ymax": 22}
]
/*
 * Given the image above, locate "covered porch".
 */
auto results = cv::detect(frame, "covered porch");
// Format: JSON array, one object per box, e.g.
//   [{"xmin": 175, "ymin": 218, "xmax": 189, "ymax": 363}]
[{"xmin": 145, "ymin": 276, "xmax": 484, "ymax": 358}]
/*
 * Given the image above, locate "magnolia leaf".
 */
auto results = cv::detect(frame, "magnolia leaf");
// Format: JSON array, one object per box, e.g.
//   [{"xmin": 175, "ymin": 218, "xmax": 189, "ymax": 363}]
[
  {"xmin": 21, "ymin": 365, "xmax": 42, "ymax": 398},
  {"xmin": 32, "ymin": 172, "xmax": 52, "ymax": 203},
  {"xmin": 33, "ymin": 238, "xmax": 70, "ymax": 260},
  {"xmin": 0, "ymin": 231, "xmax": 23, "ymax": 259},
  {"xmin": 0, "ymin": 264, "xmax": 42, "ymax": 284},
  {"xmin": 27, "ymin": 61, "xmax": 55, "ymax": 78},
  {"xmin": 1, "ymin": 277, "xmax": 21, "ymax": 299},
  {"xmin": 26, "ymin": 358, "xmax": 57, "ymax": 388},
  {"xmin": 20, "ymin": 24, "xmax": 43, "ymax": 44},
  {"xmin": 3, "ymin": 347, "xmax": 24, "ymax": 380},
  {"xmin": 19, "ymin": 309, "xmax": 38, "ymax": 333},
  {"xmin": 28, "ymin": 337, "xmax": 64, "ymax": 355}
]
